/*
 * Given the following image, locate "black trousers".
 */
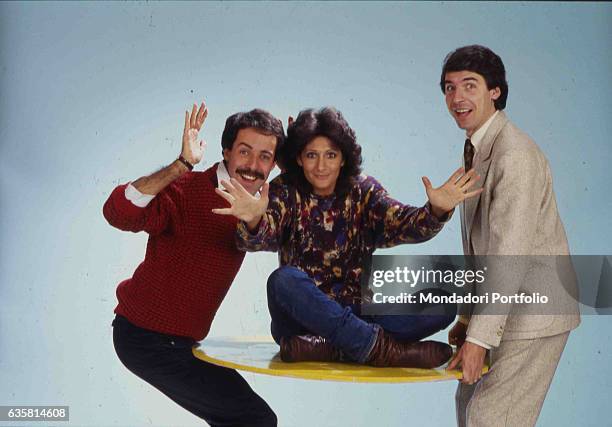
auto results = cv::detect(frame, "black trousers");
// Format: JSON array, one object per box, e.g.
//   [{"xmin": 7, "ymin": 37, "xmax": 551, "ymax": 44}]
[{"xmin": 112, "ymin": 315, "xmax": 277, "ymax": 427}]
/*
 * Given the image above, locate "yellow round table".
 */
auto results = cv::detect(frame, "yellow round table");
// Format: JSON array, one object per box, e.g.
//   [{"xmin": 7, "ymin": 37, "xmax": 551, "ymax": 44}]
[{"xmin": 192, "ymin": 336, "xmax": 476, "ymax": 383}]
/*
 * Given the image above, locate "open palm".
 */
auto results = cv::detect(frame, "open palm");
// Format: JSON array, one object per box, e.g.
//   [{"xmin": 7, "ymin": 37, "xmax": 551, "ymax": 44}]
[
  {"xmin": 181, "ymin": 102, "xmax": 208, "ymax": 165},
  {"xmin": 422, "ymin": 167, "xmax": 483, "ymax": 215},
  {"xmin": 212, "ymin": 178, "xmax": 269, "ymax": 224}
]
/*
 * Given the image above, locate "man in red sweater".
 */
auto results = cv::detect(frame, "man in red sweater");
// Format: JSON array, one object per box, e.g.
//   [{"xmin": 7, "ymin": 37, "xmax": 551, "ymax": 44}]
[{"xmin": 103, "ymin": 102, "xmax": 284, "ymax": 427}]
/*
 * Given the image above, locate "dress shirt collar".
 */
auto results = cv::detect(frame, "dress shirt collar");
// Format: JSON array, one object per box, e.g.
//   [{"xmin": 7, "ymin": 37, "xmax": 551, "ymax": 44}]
[
  {"xmin": 468, "ymin": 110, "xmax": 499, "ymax": 152},
  {"xmin": 216, "ymin": 161, "xmax": 231, "ymax": 189}
]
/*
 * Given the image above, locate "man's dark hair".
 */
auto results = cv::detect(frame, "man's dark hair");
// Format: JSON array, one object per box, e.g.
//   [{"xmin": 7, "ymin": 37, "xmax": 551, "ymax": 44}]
[
  {"xmin": 221, "ymin": 109, "xmax": 285, "ymax": 159},
  {"xmin": 440, "ymin": 45, "xmax": 508, "ymax": 110},
  {"xmin": 281, "ymin": 107, "xmax": 362, "ymax": 198}
]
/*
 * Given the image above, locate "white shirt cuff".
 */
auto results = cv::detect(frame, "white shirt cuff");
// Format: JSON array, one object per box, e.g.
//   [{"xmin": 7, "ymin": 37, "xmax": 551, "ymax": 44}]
[
  {"xmin": 125, "ymin": 183, "xmax": 155, "ymax": 207},
  {"xmin": 466, "ymin": 336, "xmax": 492, "ymax": 350}
]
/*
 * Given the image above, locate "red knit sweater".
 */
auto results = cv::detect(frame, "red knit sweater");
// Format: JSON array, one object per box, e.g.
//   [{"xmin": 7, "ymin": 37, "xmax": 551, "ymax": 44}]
[{"xmin": 103, "ymin": 164, "xmax": 245, "ymax": 341}]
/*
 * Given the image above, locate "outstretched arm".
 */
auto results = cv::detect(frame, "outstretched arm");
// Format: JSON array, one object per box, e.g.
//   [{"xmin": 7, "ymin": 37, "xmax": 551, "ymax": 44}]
[
  {"xmin": 103, "ymin": 102, "xmax": 208, "ymax": 234},
  {"xmin": 132, "ymin": 102, "xmax": 208, "ymax": 195},
  {"xmin": 368, "ymin": 168, "xmax": 481, "ymax": 248}
]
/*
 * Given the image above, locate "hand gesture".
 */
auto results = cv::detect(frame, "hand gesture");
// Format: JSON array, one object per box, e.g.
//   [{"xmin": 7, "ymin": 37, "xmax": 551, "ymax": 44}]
[
  {"xmin": 212, "ymin": 178, "xmax": 269, "ymax": 225},
  {"xmin": 181, "ymin": 102, "xmax": 208, "ymax": 165},
  {"xmin": 448, "ymin": 321, "xmax": 467, "ymax": 348},
  {"xmin": 422, "ymin": 167, "xmax": 483, "ymax": 217}
]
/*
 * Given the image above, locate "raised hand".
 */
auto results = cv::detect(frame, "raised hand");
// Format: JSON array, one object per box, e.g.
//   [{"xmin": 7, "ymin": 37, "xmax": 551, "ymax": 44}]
[
  {"xmin": 422, "ymin": 167, "xmax": 483, "ymax": 218},
  {"xmin": 212, "ymin": 178, "xmax": 269, "ymax": 226},
  {"xmin": 181, "ymin": 102, "xmax": 208, "ymax": 165}
]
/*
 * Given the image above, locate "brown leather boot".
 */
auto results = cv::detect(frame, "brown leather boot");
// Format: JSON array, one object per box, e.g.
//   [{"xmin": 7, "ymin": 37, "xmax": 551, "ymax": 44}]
[
  {"xmin": 366, "ymin": 329, "xmax": 453, "ymax": 368},
  {"xmin": 280, "ymin": 335, "xmax": 344, "ymax": 363}
]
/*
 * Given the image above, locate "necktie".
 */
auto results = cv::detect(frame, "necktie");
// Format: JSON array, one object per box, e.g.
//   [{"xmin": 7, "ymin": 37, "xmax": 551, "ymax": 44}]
[{"xmin": 464, "ymin": 138, "xmax": 475, "ymax": 171}]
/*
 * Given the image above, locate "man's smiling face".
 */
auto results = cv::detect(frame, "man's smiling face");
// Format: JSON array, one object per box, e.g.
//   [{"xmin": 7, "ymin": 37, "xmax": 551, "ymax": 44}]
[
  {"xmin": 444, "ymin": 70, "xmax": 500, "ymax": 137},
  {"xmin": 223, "ymin": 127, "xmax": 277, "ymax": 195}
]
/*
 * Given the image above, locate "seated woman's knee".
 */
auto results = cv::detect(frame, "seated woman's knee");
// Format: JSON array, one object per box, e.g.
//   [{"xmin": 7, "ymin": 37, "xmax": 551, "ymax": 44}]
[{"xmin": 266, "ymin": 266, "xmax": 303, "ymax": 296}]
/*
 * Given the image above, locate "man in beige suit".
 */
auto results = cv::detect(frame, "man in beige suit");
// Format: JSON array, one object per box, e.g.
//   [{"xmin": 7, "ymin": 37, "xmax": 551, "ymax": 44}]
[{"xmin": 441, "ymin": 45, "xmax": 580, "ymax": 426}]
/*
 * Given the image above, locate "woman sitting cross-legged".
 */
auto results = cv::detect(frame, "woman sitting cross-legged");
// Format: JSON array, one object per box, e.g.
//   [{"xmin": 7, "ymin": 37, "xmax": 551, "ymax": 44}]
[{"xmin": 213, "ymin": 107, "xmax": 482, "ymax": 368}]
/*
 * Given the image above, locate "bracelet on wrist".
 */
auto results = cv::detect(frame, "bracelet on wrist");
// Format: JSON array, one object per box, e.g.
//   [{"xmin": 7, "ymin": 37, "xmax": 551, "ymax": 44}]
[{"xmin": 177, "ymin": 155, "xmax": 194, "ymax": 171}]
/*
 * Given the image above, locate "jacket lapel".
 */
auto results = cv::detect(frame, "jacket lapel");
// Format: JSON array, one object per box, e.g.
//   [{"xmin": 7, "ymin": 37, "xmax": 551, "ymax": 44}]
[{"xmin": 463, "ymin": 111, "xmax": 509, "ymax": 252}]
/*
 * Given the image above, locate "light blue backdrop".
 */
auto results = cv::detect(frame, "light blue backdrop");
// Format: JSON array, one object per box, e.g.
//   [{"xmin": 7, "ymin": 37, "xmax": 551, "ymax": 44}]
[{"xmin": 1, "ymin": 2, "xmax": 610, "ymax": 426}]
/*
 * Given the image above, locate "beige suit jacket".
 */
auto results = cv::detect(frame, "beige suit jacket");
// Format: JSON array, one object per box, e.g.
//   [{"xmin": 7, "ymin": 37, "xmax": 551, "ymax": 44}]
[{"xmin": 462, "ymin": 111, "xmax": 580, "ymax": 347}]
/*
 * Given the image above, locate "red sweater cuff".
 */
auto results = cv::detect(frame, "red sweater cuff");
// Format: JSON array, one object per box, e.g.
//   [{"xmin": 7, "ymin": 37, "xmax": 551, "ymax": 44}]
[{"xmin": 103, "ymin": 183, "xmax": 147, "ymax": 228}]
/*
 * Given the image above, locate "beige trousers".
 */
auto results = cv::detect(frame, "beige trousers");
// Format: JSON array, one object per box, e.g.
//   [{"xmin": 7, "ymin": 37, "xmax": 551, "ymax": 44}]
[{"xmin": 456, "ymin": 332, "xmax": 570, "ymax": 427}]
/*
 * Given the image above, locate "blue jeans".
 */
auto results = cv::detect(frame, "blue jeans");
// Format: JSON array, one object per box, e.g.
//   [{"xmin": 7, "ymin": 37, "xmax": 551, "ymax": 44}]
[{"xmin": 267, "ymin": 266, "xmax": 455, "ymax": 363}]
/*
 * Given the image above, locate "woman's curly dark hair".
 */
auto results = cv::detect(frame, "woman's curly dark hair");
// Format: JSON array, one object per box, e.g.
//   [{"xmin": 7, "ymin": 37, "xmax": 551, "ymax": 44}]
[{"xmin": 280, "ymin": 107, "xmax": 362, "ymax": 198}]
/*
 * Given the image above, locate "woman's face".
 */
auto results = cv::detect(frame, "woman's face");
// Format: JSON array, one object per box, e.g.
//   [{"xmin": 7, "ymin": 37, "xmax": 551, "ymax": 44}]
[{"xmin": 297, "ymin": 136, "xmax": 344, "ymax": 196}]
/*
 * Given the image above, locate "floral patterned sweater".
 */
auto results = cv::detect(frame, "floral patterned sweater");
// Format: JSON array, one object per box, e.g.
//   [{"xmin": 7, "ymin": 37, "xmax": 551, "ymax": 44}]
[{"xmin": 237, "ymin": 173, "xmax": 450, "ymax": 306}]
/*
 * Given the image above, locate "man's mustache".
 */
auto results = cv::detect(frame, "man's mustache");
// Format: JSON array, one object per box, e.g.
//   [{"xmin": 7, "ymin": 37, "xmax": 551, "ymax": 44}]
[{"xmin": 235, "ymin": 168, "xmax": 265, "ymax": 180}]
